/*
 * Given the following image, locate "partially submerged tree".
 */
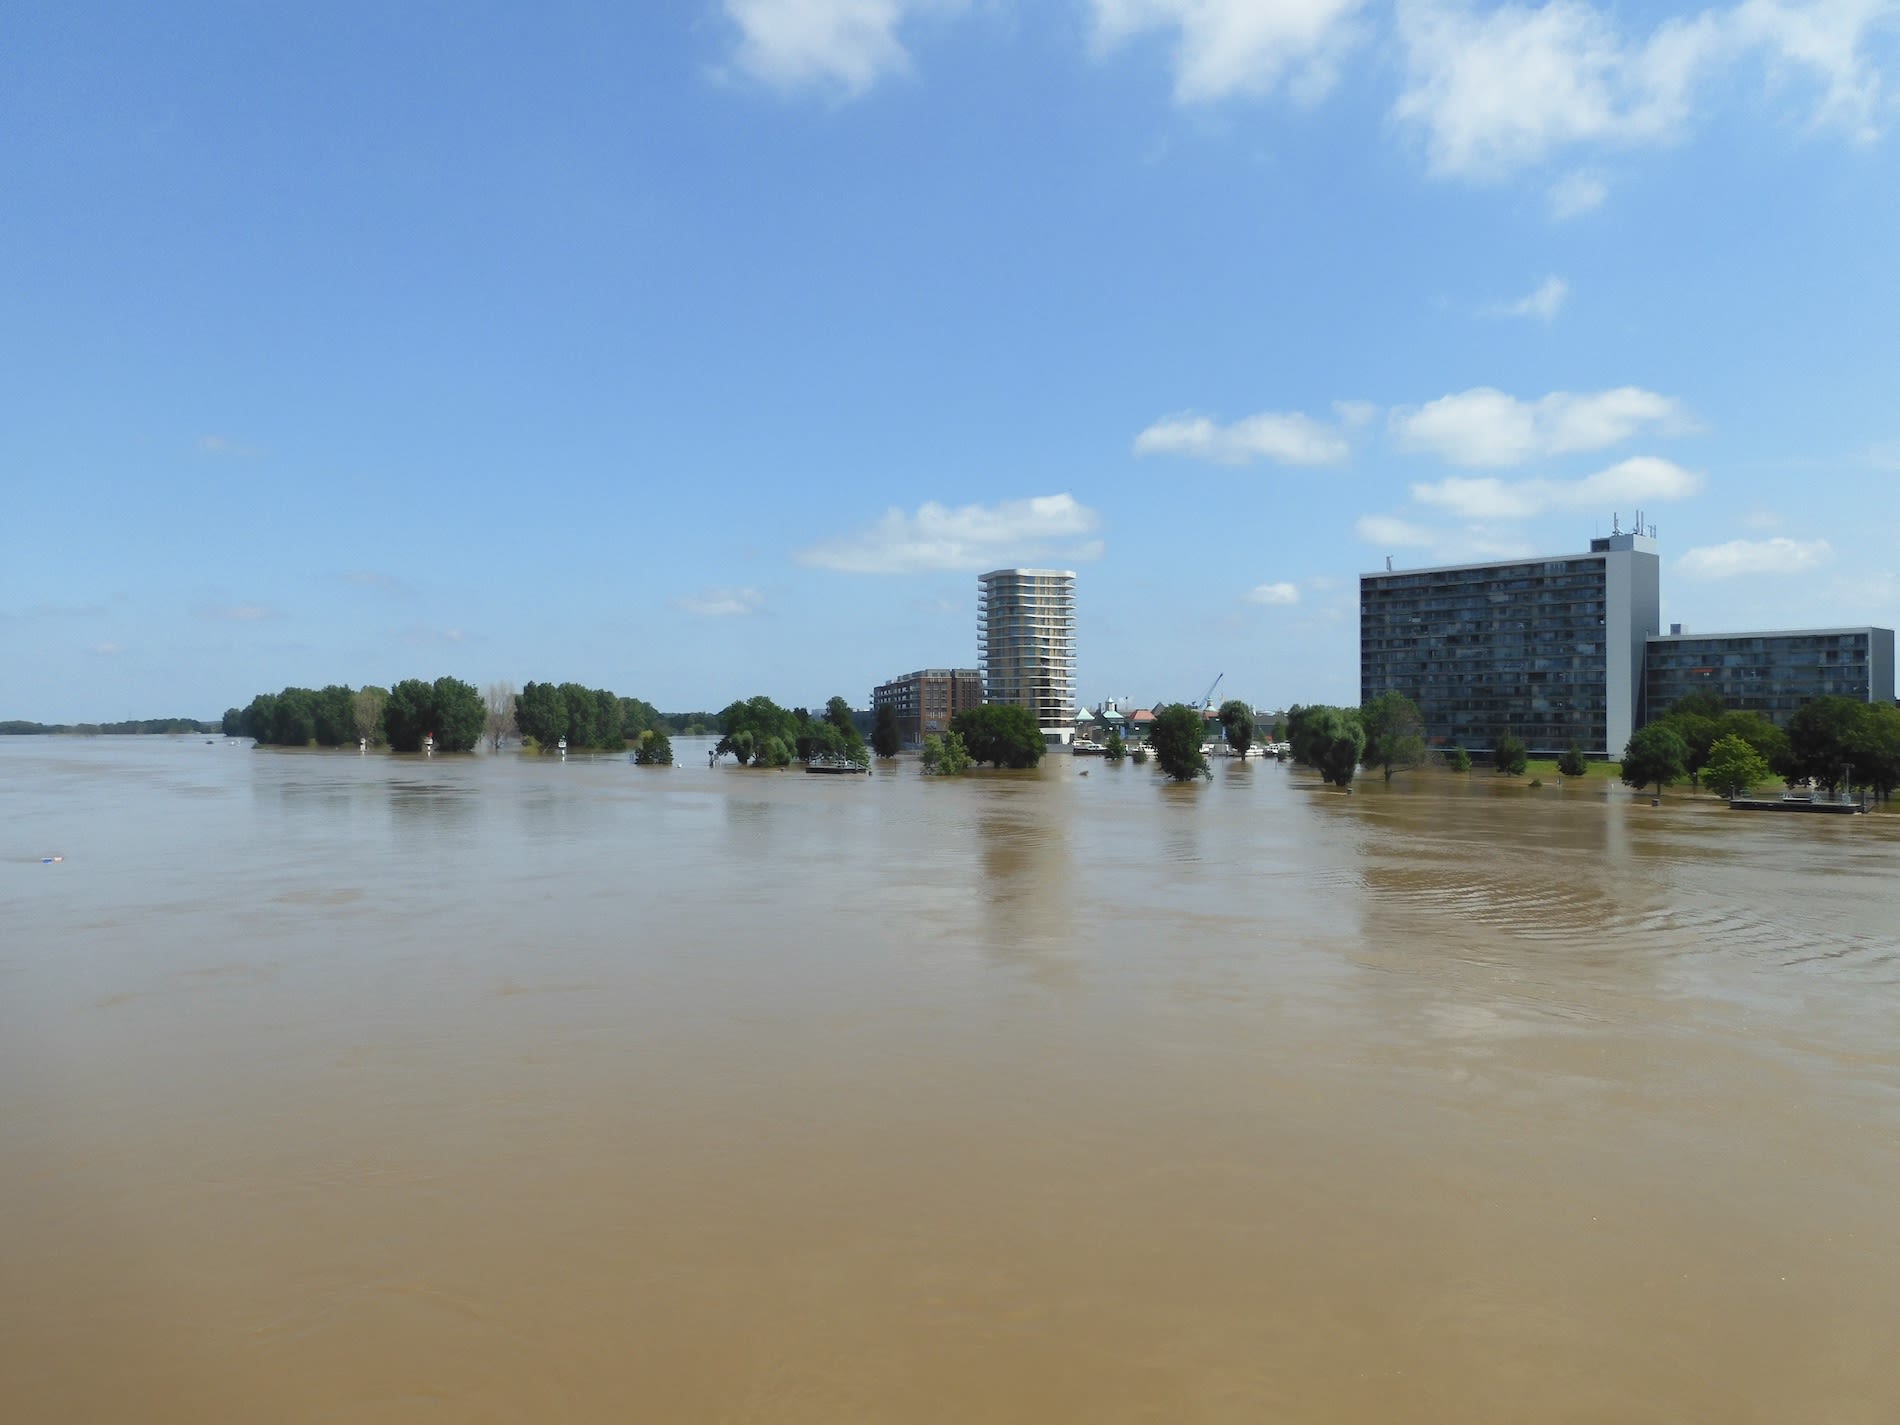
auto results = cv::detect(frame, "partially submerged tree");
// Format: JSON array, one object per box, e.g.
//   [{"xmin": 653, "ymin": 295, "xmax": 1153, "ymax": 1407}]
[
  {"xmin": 1556, "ymin": 742, "xmax": 1589, "ymax": 778},
  {"xmin": 1308, "ymin": 706, "xmax": 1365, "ymax": 787},
  {"xmin": 352, "ymin": 685, "xmax": 388, "ymax": 746},
  {"xmin": 921, "ymin": 730, "xmax": 971, "ymax": 776},
  {"xmin": 951, "ymin": 704, "xmax": 1045, "ymax": 768},
  {"xmin": 1620, "ymin": 723, "xmax": 1689, "ymax": 796},
  {"xmin": 1103, "ymin": 728, "xmax": 1126, "ymax": 761},
  {"xmin": 1492, "ymin": 733, "xmax": 1528, "ymax": 776},
  {"xmin": 633, "ymin": 728, "xmax": 674, "ymax": 765},
  {"xmin": 484, "ymin": 680, "xmax": 517, "ymax": 753},
  {"xmin": 1443, "ymin": 746, "xmax": 1472, "ymax": 772},
  {"xmin": 1150, "ymin": 703, "xmax": 1211, "ymax": 781},
  {"xmin": 1359, "ymin": 691, "xmax": 1426, "ymax": 782},
  {"xmin": 1702, "ymin": 734, "xmax": 1769, "ymax": 799},
  {"xmin": 871, "ymin": 703, "xmax": 901, "ymax": 758},
  {"xmin": 1217, "ymin": 699, "xmax": 1254, "ymax": 758},
  {"xmin": 383, "ymin": 676, "xmax": 483, "ymax": 752}
]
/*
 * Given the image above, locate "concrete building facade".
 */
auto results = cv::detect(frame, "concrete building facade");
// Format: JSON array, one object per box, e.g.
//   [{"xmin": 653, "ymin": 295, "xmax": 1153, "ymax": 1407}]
[
  {"xmin": 870, "ymin": 668, "xmax": 984, "ymax": 748},
  {"xmin": 1644, "ymin": 627, "xmax": 1896, "ymax": 724},
  {"xmin": 978, "ymin": 568, "xmax": 1077, "ymax": 741},
  {"xmin": 1359, "ymin": 532, "xmax": 1661, "ymax": 758}
]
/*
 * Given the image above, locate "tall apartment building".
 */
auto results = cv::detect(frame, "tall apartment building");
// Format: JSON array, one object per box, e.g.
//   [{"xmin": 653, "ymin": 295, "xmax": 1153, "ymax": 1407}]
[
  {"xmin": 870, "ymin": 668, "xmax": 984, "ymax": 748},
  {"xmin": 1360, "ymin": 532, "xmax": 1661, "ymax": 758},
  {"xmin": 978, "ymin": 568, "xmax": 1077, "ymax": 741},
  {"xmin": 1645, "ymin": 627, "xmax": 1895, "ymax": 724}
]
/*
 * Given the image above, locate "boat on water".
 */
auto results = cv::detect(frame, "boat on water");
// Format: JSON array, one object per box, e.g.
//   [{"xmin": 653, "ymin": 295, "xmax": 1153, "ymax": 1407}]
[
  {"xmin": 1730, "ymin": 790, "xmax": 1866, "ymax": 814},
  {"xmin": 806, "ymin": 755, "xmax": 869, "ymax": 775},
  {"xmin": 1071, "ymin": 740, "xmax": 1107, "ymax": 756}
]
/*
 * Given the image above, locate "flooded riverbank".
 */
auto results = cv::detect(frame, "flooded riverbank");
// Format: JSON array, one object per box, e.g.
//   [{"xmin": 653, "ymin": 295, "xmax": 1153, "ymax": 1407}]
[{"xmin": 4, "ymin": 736, "xmax": 1898, "ymax": 1422}]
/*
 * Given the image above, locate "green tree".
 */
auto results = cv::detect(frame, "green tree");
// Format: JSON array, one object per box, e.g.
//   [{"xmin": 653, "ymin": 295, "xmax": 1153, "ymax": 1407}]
[
  {"xmin": 1103, "ymin": 728, "xmax": 1126, "ymax": 761},
  {"xmin": 1620, "ymin": 723, "xmax": 1688, "ymax": 795},
  {"xmin": 717, "ymin": 696, "xmax": 797, "ymax": 765},
  {"xmin": 514, "ymin": 682, "xmax": 567, "ymax": 748},
  {"xmin": 430, "ymin": 677, "xmax": 484, "ymax": 751},
  {"xmin": 1217, "ymin": 699, "xmax": 1254, "ymax": 757},
  {"xmin": 312, "ymin": 685, "xmax": 357, "ymax": 746},
  {"xmin": 353, "ymin": 686, "xmax": 388, "ymax": 746},
  {"xmin": 270, "ymin": 687, "xmax": 318, "ymax": 746},
  {"xmin": 383, "ymin": 680, "xmax": 433, "ymax": 752},
  {"xmin": 1359, "ymin": 691, "xmax": 1426, "ymax": 782},
  {"xmin": 1702, "ymin": 734, "xmax": 1770, "ymax": 799},
  {"xmin": 1306, "ymin": 706, "xmax": 1365, "ymax": 787},
  {"xmin": 824, "ymin": 696, "xmax": 855, "ymax": 733},
  {"xmin": 872, "ymin": 703, "xmax": 901, "ymax": 758},
  {"xmin": 1845, "ymin": 702, "xmax": 1900, "ymax": 802},
  {"xmin": 757, "ymin": 735, "xmax": 793, "ymax": 768},
  {"xmin": 1713, "ymin": 709, "xmax": 1788, "ymax": 768},
  {"xmin": 1491, "ymin": 733, "xmax": 1528, "ymax": 776},
  {"xmin": 921, "ymin": 730, "xmax": 971, "ymax": 776},
  {"xmin": 1443, "ymin": 746, "xmax": 1472, "ymax": 772},
  {"xmin": 634, "ymin": 728, "xmax": 674, "ymax": 765},
  {"xmin": 1556, "ymin": 742, "xmax": 1589, "ymax": 778},
  {"xmin": 1131, "ymin": 746, "xmax": 1148, "ymax": 765},
  {"xmin": 1781, "ymin": 695, "xmax": 1866, "ymax": 794},
  {"xmin": 950, "ymin": 704, "xmax": 1045, "ymax": 768},
  {"xmin": 1149, "ymin": 703, "xmax": 1211, "ymax": 781},
  {"xmin": 221, "ymin": 707, "xmax": 243, "ymax": 737}
]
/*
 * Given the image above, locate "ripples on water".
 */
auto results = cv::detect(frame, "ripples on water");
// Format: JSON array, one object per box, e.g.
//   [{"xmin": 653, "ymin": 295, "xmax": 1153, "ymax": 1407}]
[{"xmin": 3, "ymin": 737, "xmax": 1899, "ymax": 1424}]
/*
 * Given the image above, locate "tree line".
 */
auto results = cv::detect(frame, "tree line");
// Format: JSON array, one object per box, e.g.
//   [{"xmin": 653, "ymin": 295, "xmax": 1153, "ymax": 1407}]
[
  {"xmin": 715, "ymin": 695, "xmax": 869, "ymax": 767},
  {"xmin": 1621, "ymin": 692, "xmax": 1900, "ymax": 799},
  {"xmin": 2, "ymin": 718, "xmax": 220, "ymax": 736},
  {"xmin": 225, "ymin": 680, "xmax": 486, "ymax": 752},
  {"xmin": 511, "ymin": 682, "xmax": 663, "ymax": 751}
]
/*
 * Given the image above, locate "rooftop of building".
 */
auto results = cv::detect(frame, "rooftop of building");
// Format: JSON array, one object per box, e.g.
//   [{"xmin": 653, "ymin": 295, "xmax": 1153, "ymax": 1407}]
[
  {"xmin": 1647, "ymin": 626, "xmax": 1893, "ymax": 642},
  {"xmin": 1360, "ymin": 529, "xmax": 1658, "ymax": 582}
]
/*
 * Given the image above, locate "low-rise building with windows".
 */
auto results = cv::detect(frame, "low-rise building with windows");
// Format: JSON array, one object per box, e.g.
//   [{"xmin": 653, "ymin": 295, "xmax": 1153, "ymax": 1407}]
[
  {"xmin": 1644, "ymin": 626, "xmax": 1895, "ymax": 724},
  {"xmin": 870, "ymin": 668, "xmax": 984, "ymax": 748}
]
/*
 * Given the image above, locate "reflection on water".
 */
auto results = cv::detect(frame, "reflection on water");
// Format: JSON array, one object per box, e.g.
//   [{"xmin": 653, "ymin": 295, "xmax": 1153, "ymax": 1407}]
[{"xmin": 3, "ymin": 736, "xmax": 1900, "ymax": 1424}]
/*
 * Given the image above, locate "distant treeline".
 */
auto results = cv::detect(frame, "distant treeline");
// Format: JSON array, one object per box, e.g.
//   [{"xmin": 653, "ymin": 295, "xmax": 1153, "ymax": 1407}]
[{"xmin": 1, "ymin": 718, "xmax": 220, "ymax": 736}]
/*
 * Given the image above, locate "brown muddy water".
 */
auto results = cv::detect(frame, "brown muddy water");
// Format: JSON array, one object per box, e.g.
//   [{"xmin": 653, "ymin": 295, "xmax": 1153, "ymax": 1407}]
[{"xmin": 3, "ymin": 735, "xmax": 1899, "ymax": 1423}]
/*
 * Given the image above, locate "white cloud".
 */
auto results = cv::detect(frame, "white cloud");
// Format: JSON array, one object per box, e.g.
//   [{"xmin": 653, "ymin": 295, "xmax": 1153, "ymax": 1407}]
[
  {"xmin": 1355, "ymin": 513, "xmax": 1436, "ymax": 547},
  {"xmin": 1247, "ymin": 581, "xmax": 1302, "ymax": 605},
  {"xmin": 1332, "ymin": 398, "xmax": 1380, "ymax": 427},
  {"xmin": 1678, "ymin": 536, "xmax": 1833, "ymax": 578},
  {"xmin": 676, "ymin": 586, "xmax": 766, "ymax": 616},
  {"xmin": 1393, "ymin": 0, "xmax": 1897, "ymax": 180},
  {"xmin": 1411, "ymin": 456, "xmax": 1704, "ymax": 518},
  {"xmin": 198, "ymin": 434, "xmax": 263, "ymax": 457},
  {"xmin": 1499, "ymin": 275, "xmax": 1569, "ymax": 321},
  {"xmin": 195, "ymin": 600, "xmax": 275, "ymax": 622},
  {"xmin": 1391, "ymin": 385, "xmax": 1689, "ymax": 466},
  {"xmin": 721, "ymin": 0, "xmax": 947, "ymax": 96},
  {"xmin": 1090, "ymin": 0, "xmax": 1370, "ymax": 104},
  {"xmin": 1133, "ymin": 408, "xmax": 1351, "ymax": 465},
  {"xmin": 1548, "ymin": 168, "xmax": 1609, "ymax": 217},
  {"xmin": 794, "ymin": 493, "xmax": 1103, "ymax": 574}
]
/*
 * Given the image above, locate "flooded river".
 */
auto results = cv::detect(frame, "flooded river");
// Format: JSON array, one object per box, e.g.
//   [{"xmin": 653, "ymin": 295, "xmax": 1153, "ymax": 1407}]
[{"xmin": 4, "ymin": 735, "xmax": 1899, "ymax": 1422}]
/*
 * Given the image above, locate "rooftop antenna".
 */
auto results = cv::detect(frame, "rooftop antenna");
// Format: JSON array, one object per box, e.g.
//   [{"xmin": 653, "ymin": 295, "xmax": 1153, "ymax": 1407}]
[
  {"xmin": 1385, "ymin": 555, "xmax": 1393, "ymax": 571},
  {"xmin": 1612, "ymin": 511, "xmax": 1622, "ymax": 535}
]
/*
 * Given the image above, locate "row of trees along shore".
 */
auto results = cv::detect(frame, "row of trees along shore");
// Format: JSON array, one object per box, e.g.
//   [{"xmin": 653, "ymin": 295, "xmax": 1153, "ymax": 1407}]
[
  {"xmin": 1621, "ymin": 691, "xmax": 1900, "ymax": 799},
  {"xmin": 1280, "ymin": 688, "xmax": 1900, "ymax": 801}
]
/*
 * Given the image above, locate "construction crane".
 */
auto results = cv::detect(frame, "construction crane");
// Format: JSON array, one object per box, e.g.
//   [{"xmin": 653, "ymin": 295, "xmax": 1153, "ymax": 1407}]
[{"xmin": 1193, "ymin": 672, "xmax": 1224, "ymax": 712}]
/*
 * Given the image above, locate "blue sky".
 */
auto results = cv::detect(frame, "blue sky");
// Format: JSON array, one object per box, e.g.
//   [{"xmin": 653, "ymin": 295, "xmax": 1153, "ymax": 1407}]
[{"xmin": 4, "ymin": 1, "xmax": 1897, "ymax": 721}]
